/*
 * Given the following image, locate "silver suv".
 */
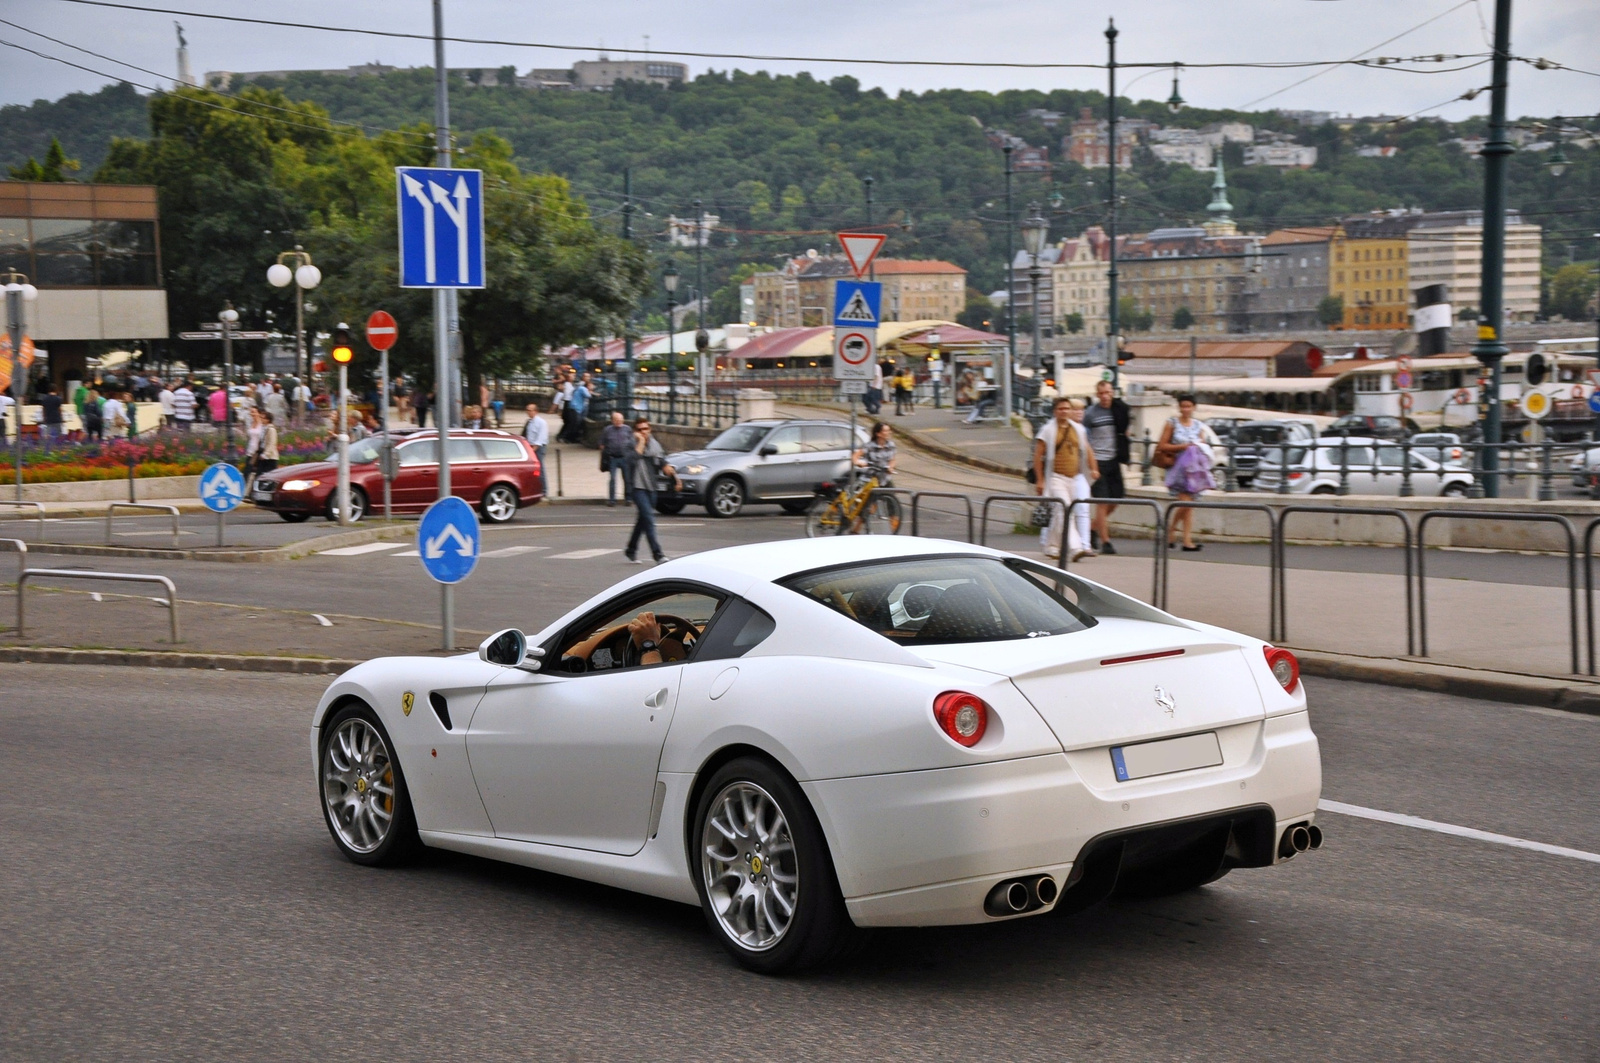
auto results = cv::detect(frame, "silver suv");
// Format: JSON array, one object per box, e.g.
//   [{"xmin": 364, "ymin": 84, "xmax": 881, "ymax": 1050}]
[{"xmin": 657, "ymin": 418, "xmax": 869, "ymax": 518}]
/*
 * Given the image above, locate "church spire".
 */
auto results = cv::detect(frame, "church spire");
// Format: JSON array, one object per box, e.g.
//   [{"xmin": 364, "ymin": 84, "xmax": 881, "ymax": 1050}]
[{"xmin": 1204, "ymin": 153, "xmax": 1236, "ymax": 235}]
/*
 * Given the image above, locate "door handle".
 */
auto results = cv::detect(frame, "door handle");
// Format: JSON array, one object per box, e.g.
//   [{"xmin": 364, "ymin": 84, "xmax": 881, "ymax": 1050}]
[{"xmin": 643, "ymin": 687, "xmax": 668, "ymax": 708}]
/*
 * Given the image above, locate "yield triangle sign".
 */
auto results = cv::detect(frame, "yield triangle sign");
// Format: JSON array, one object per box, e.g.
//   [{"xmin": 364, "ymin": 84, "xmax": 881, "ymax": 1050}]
[{"xmin": 837, "ymin": 231, "xmax": 886, "ymax": 277}]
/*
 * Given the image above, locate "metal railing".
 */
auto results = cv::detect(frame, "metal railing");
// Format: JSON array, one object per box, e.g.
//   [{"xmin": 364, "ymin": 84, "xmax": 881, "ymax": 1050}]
[
  {"xmin": 1274, "ymin": 506, "xmax": 1414, "ymax": 654},
  {"xmin": 909, "ymin": 491, "xmax": 975, "ymax": 542},
  {"xmin": 1580, "ymin": 517, "xmax": 1600, "ymax": 676},
  {"xmin": 16, "ymin": 568, "xmax": 180, "ymax": 642},
  {"xmin": 1061, "ymin": 497, "xmax": 1166, "ymax": 606},
  {"xmin": 589, "ymin": 391, "xmax": 739, "ymax": 429},
  {"xmin": 1415, "ymin": 511, "xmax": 1578, "ymax": 674},
  {"xmin": 1158, "ymin": 502, "xmax": 1280, "ymax": 636},
  {"xmin": 105, "ymin": 502, "xmax": 181, "ymax": 548},
  {"xmin": 0, "ymin": 500, "xmax": 45, "ymax": 539},
  {"xmin": 1, "ymin": 537, "xmax": 25, "ymax": 591},
  {"xmin": 1236, "ymin": 436, "xmax": 1591, "ymax": 500},
  {"xmin": 977, "ymin": 494, "xmax": 1065, "ymax": 548}
]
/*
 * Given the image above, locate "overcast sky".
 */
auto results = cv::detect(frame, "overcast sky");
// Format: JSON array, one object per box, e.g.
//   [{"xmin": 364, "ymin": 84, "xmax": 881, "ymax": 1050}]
[{"xmin": 2, "ymin": 0, "xmax": 1595, "ymax": 121}]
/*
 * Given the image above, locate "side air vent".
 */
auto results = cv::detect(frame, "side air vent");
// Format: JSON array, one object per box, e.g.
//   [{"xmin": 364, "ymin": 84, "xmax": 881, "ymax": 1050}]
[{"xmin": 429, "ymin": 692, "xmax": 453, "ymax": 731}]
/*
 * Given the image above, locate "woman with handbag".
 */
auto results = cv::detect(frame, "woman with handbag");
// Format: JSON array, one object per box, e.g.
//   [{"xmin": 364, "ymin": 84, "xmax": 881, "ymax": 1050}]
[
  {"xmin": 1033, "ymin": 396, "xmax": 1099, "ymax": 562},
  {"xmin": 1156, "ymin": 395, "xmax": 1217, "ymax": 552}
]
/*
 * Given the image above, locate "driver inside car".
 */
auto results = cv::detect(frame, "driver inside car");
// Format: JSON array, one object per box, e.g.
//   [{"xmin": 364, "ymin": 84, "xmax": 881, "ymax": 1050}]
[{"xmin": 627, "ymin": 611, "xmax": 687, "ymax": 665}]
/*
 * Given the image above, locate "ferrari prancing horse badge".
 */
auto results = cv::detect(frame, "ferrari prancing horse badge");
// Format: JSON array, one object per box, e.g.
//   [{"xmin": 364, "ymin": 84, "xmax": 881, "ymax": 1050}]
[{"xmin": 402, "ymin": 691, "xmax": 415, "ymax": 716}]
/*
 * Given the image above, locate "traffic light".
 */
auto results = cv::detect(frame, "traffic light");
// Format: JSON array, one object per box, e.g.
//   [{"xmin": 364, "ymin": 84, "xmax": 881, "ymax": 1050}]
[
  {"xmin": 1114, "ymin": 334, "xmax": 1134, "ymax": 366},
  {"xmin": 1525, "ymin": 352, "xmax": 1547, "ymax": 386},
  {"xmin": 330, "ymin": 324, "xmax": 354, "ymax": 365}
]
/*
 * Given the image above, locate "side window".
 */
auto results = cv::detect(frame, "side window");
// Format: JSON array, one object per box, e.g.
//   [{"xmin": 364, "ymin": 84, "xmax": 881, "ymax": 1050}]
[
  {"xmin": 480, "ymin": 438, "xmax": 523, "ymax": 461},
  {"xmin": 448, "ymin": 438, "xmax": 484, "ymax": 462},
  {"xmin": 1375, "ymin": 446, "xmax": 1404, "ymax": 467},
  {"xmin": 764, "ymin": 427, "xmax": 803, "ymax": 455},
  {"xmin": 694, "ymin": 598, "xmax": 777, "ymax": 661},
  {"xmin": 554, "ymin": 588, "xmax": 724, "ymax": 674},
  {"xmin": 802, "ymin": 425, "xmax": 851, "ymax": 452},
  {"xmin": 397, "ymin": 440, "xmax": 437, "ymax": 466}
]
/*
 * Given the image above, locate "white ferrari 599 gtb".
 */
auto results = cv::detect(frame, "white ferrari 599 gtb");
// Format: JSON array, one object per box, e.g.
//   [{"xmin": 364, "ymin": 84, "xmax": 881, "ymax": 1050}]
[{"xmin": 313, "ymin": 536, "xmax": 1321, "ymax": 973}]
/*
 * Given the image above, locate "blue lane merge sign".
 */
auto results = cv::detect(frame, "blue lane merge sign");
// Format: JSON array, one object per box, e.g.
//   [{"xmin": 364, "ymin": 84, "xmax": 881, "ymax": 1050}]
[
  {"xmin": 417, "ymin": 496, "xmax": 480, "ymax": 585},
  {"xmin": 198, "ymin": 462, "xmax": 245, "ymax": 513},
  {"xmin": 833, "ymin": 280, "xmax": 881, "ymax": 329},
  {"xmin": 396, "ymin": 166, "xmax": 486, "ymax": 289},
  {"xmin": 1589, "ymin": 391, "xmax": 1600, "ymax": 415}
]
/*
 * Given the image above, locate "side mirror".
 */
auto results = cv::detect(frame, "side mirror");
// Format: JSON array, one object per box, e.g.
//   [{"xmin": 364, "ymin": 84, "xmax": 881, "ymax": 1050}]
[
  {"xmin": 759, "ymin": 445, "xmax": 778, "ymax": 457},
  {"xmin": 479, "ymin": 628, "xmax": 541, "ymax": 670}
]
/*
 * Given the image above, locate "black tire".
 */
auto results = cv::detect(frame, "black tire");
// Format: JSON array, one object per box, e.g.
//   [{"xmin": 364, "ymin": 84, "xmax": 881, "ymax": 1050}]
[
  {"xmin": 780, "ymin": 500, "xmax": 812, "ymax": 515},
  {"xmin": 804, "ymin": 496, "xmax": 843, "ymax": 538},
  {"xmin": 278, "ymin": 512, "xmax": 311, "ymax": 523},
  {"xmin": 704, "ymin": 476, "xmax": 745, "ymax": 519},
  {"xmin": 327, "ymin": 486, "xmax": 368, "ymax": 523},
  {"xmin": 480, "ymin": 482, "xmax": 519, "ymax": 524},
  {"xmin": 691, "ymin": 756, "xmax": 859, "ymax": 974},
  {"xmin": 655, "ymin": 498, "xmax": 687, "ymax": 515},
  {"xmin": 864, "ymin": 493, "xmax": 902, "ymax": 534},
  {"xmin": 1310, "ymin": 486, "xmax": 1337, "ymax": 496},
  {"xmin": 317, "ymin": 702, "xmax": 422, "ymax": 867},
  {"xmin": 1442, "ymin": 483, "xmax": 1469, "ymax": 498}
]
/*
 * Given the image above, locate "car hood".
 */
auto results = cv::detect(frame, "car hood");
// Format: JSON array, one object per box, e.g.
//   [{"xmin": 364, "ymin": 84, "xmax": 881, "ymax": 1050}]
[
  {"xmin": 666, "ymin": 448, "xmax": 744, "ymax": 467},
  {"xmin": 260, "ymin": 460, "xmax": 339, "ymax": 481}
]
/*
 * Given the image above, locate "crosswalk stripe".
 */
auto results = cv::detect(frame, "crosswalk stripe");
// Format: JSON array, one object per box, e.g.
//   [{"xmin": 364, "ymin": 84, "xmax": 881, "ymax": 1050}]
[
  {"xmin": 480, "ymin": 545, "xmax": 547, "ymax": 558},
  {"xmin": 548, "ymin": 548, "xmax": 621, "ymax": 560},
  {"xmin": 319, "ymin": 541, "xmax": 408, "ymax": 556},
  {"xmin": 1319, "ymin": 800, "xmax": 1600, "ymax": 865}
]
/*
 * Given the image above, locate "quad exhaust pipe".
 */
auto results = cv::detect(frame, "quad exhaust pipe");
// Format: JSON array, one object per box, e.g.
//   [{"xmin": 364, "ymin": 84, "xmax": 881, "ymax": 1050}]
[
  {"xmin": 1278, "ymin": 822, "xmax": 1324, "ymax": 859},
  {"xmin": 985, "ymin": 875, "xmax": 1059, "ymax": 916}
]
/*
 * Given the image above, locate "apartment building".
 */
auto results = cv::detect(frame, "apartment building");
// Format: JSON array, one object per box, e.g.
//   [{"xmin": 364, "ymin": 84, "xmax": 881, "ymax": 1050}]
[
  {"xmin": 1406, "ymin": 209, "xmax": 1542, "ymax": 321},
  {"xmin": 1243, "ymin": 142, "xmax": 1319, "ymax": 168},
  {"xmin": 1331, "ymin": 216, "xmax": 1412, "ymax": 329},
  {"xmin": 1118, "ymin": 228, "xmax": 1263, "ymax": 334},
  {"xmin": 751, "ymin": 256, "xmax": 967, "ymax": 327},
  {"xmin": 1050, "ymin": 227, "xmax": 1113, "ymax": 336},
  {"xmin": 1254, "ymin": 227, "xmax": 1335, "ymax": 331}
]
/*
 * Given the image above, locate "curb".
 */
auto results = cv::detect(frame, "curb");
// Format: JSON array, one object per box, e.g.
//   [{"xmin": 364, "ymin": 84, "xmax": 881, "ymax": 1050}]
[
  {"xmin": 22, "ymin": 521, "xmax": 418, "ymax": 563},
  {"xmin": 0, "ymin": 646, "xmax": 361, "ymax": 674},
  {"xmin": 1293, "ymin": 647, "xmax": 1600, "ymax": 716}
]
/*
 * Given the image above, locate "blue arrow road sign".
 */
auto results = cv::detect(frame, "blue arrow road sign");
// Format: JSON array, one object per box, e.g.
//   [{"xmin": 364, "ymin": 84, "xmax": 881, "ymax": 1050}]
[
  {"xmin": 397, "ymin": 166, "xmax": 486, "ymax": 289},
  {"xmin": 1589, "ymin": 391, "xmax": 1600, "ymax": 415},
  {"xmin": 198, "ymin": 462, "xmax": 245, "ymax": 513},
  {"xmin": 417, "ymin": 496, "xmax": 480, "ymax": 585},
  {"xmin": 833, "ymin": 280, "xmax": 881, "ymax": 328}
]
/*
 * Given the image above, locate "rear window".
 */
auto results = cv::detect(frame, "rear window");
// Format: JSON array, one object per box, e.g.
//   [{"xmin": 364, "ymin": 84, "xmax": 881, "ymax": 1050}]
[
  {"xmin": 781, "ymin": 556, "xmax": 1094, "ymax": 644},
  {"xmin": 480, "ymin": 438, "xmax": 524, "ymax": 461},
  {"xmin": 1236, "ymin": 425, "xmax": 1285, "ymax": 444}
]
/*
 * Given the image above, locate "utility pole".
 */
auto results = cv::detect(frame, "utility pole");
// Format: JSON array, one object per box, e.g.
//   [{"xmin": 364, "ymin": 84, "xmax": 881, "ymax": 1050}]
[
  {"xmin": 1470, "ymin": 0, "xmax": 1513, "ymax": 498},
  {"xmin": 432, "ymin": 0, "xmax": 455, "ymax": 648},
  {"xmin": 864, "ymin": 176, "xmax": 876, "ymax": 282},
  {"xmin": 1106, "ymin": 18, "xmax": 1121, "ymax": 389},
  {"xmin": 694, "ymin": 197, "xmax": 708, "ymax": 416},
  {"xmin": 621, "ymin": 167, "xmax": 635, "ymax": 419},
  {"xmin": 1003, "ymin": 143, "xmax": 1015, "ymax": 421}
]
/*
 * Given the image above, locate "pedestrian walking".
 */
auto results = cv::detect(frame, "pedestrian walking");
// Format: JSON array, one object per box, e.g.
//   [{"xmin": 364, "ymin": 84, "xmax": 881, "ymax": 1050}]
[
  {"xmin": 82, "ymin": 386, "xmax": 104, "ymax": 441},
  {"xmin": 567, "ymin": 376, "xmax": 591, "ymax": 442},
  {"xmin": 412, "ymin": 386, "xmax": 431, "ymax": 427},
  {"xmin": 864, "ymin": 359, "xmax": 886, "ymax": 415},
  {"xmin": 623, "ymin": 417, "xmax": 678, "ymax": 565},
  {"xmin": 157, "ymin": 381, "xmax": 176, "ymax": 429},
  {"xmin": 1033, "ymin": 396, "xmax": 1099, "ymax": 562},
  {"xmin": 893, "ymin": 366, "xmax": 915, "ymax": 416},
  {"xmin": 207, "ymin": 384, "xmax": 228, "ymax": 430},
  {"xmin": 292, "ymin": 378, "xmax": 312, "ymax": 423},
  {"xmin": 243, "ymin": 407, "xmax": 265, "ymax": 489},
  {"xmin": 265, "ymin": 382, "xmax": 289, "ymax": 426},
  {"xmin": 38, "ymin": 382, "xmax": 63, "ymax": 450},
  {"xmin": 256, "ymin": 409, "xmax": 280, "ymax": 479},
  {"xmin": 1083, "ymin": 379, "xmax": 1131, "ymax": 554},
  {"xmin": 599, "ymin": 410, "xmax": 633, "ymax": 506},
  {"xmin": 1157, "ymin": 395, "xmax": 1216, "ymax": 552},
  {"xmin": 171, "ymin": 380, "xmax": 196, "ymax": 432},
  {"xmin": 491, "ymin": 392, "xmax": 505, "ymax": 427},
  {"xmin": 102, "ymin": 390, "xmax": 131, "ymax": 440},
  {"xmin": 521, "ymin": 402, "xmax": 549, "ymax": 497}
]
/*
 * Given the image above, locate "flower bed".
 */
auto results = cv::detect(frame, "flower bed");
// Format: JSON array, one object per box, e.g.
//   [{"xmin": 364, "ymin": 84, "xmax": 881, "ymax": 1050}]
[{"xmin": 0, "ymin": 430, "xmax": 329, "ymax": 485}]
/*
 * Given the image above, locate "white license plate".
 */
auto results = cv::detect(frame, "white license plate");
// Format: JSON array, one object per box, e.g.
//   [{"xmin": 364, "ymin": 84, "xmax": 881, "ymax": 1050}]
[
  {"xmin": 251, "ymin": 488, "xmax": 273, "ymax": 500},
  {"xmin": 1111, "ymin": 732, "xmax": 1223, "ymax": 782}
]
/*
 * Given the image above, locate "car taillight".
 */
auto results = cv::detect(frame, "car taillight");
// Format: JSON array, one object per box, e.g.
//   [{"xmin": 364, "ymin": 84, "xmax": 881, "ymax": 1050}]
[
  {"xmin": 932, "ymin": 691, "xmax": 988, "ymax": 747},
  {"xmin": 1288, "ymin": 471, "xmax": 1304, "ymax": 480},
  {"xmin": 1263, "ymin": 646, "xmax": 1300, "ymax": 693}
]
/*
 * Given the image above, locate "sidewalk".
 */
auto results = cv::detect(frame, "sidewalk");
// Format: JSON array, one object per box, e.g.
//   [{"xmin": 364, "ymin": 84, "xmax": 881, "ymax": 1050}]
[{"xmin": 784, "ymin": 398, "xmax": 1033, "ymax": 477}]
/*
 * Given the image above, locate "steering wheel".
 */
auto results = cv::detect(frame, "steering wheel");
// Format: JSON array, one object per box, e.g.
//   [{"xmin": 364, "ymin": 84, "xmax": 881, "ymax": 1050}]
[{"xmin": 621, "ymin": 613, "xmax": 699, "ymax": 667}]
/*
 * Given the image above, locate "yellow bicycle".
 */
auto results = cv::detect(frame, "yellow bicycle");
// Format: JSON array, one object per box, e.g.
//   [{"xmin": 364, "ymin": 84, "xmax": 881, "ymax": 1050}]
[{"xmin": 804, "ymin": 475, "xmax": 903, "ymax": 536}]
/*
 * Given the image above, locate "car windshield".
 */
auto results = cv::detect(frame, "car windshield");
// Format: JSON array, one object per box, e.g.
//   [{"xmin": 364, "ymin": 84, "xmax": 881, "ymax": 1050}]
[
  {"xmin": 1236, "ymin": 425, "xmax": 1286, "ymax": 444},
  {"xmin": 781, "ymin": 556, "xmax": 1094, "ymax": 644},
  {"xmin": 344, "ymin": 437, "xmax": 385, "ymax": 464},
  {"xmin": 707, "ymin": 424, "xmax": 772, "ymax": 452}
]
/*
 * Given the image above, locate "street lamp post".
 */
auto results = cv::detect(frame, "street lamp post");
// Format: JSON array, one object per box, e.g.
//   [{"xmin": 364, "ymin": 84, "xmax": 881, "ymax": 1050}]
[
  {"xmin": 219, "ymin": 304, "xmax": 238, "ymax": 456},
  {"xmin": 664, "ymin": 261, "xmax": 680, "ymax": 425},
  {"xmin": 1022, "ymin": 203, "xmax": 1049, "ymax": 371},
  {"xmin": 4, "ymin": 272, "xmax": 38, "ymax": 501},
  {"xmin": 1470, "ymin": 0, "xmax": 1513, "ymax": 498},
  {"xmin": 1002, "ymin": 143, "xmax": 1016, "ymax": 421},
  {"xmin": 1106, "ymin": 18, "xmax": 1122, "ymax": 389},
  {"xmin": 265, "ymin": 247, "xmax": 321, "ymax": 412},
  {"xmin": 693, "ymin": 199, "xmax": 710, "ymax": 418},
  {"xmin": 621, "ymin": 167, "xmax": 635, "ymax": 419}
]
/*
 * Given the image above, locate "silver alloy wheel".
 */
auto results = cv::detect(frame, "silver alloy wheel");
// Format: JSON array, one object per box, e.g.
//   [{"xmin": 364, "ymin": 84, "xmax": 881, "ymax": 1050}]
[
  {"xmin": 701, "ymin": 780, "xmax": 799, "ymax": 951},
  {"xmin": 482, "ymin": 484, "xmax": 517, "ymax": 522},
  {"xmin": 322, "ymin": 717, "xmax": 396, "ymax": 854},
  {"xmin": 708, "ymin": 477, "xmax": 743, "ymax": 517}
]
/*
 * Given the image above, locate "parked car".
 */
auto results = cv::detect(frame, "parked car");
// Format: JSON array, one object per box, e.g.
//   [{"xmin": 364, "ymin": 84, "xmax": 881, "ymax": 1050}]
[
  {"xmin": 658, "ymin": 418, "xmax": 869, "ymax": 518},
  {"xmin": 1320, "ymin": 415, "xmax": 1422, "ymax": 441},
  {"xmin": 1408, "ymin": 432, "xmax": 1466, "ymax": 466},
  {"xmin": 1202, "ymin": 417, "xmax": 1247, "ymax": 444},
  {"xmin": 1227, "ymin": 420, "xmax": 1318, "ymax": 488},
  {"xmin": 249, "ymin": 429, "xmax": 543, "ymax": 523},
  {"xmin": 1568, "ymin": 445, "xmax": 1600, "ymax": 495},
  {"xmin": 1252, "ymin": 436, "xmax": 1472, "ymax": 496}
]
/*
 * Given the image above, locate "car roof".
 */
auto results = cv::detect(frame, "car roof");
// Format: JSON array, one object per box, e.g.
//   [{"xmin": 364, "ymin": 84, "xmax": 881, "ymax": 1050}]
[{"xmin": 652, "ymin": 535, "xmax": 1003, "ymax": 590}]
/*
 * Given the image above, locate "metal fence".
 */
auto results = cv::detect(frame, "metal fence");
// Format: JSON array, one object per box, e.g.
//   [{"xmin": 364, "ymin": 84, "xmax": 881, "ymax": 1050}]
[
  {"xmin": 106, "ymin": 502, "xmax": 181, "ymax": 548},
  {"xmin": 587, "ymin": 391, "xmax": 739, "ymax": 429},
  {"xmin": 16, "ymin": 568, "xmax": 180, "ymax": 643}
]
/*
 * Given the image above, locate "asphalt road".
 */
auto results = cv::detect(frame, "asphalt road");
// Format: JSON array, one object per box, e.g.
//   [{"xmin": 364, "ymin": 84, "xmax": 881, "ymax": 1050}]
[{"xmin": 1, "ymin": 665, "xmax": 1595, "ymax": 1061}]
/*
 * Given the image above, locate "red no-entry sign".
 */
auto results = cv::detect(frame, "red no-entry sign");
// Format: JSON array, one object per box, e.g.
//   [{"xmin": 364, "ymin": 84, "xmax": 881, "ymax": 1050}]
[{"xmin": 366, "ymin": 310, "xmax": 398, "ymax": 351}]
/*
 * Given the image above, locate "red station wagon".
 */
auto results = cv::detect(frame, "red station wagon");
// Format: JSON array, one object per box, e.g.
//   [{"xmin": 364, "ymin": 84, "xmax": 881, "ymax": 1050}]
[{"xmin": 250, "ymin": 429, "xmax": 544, "ymax": 524}]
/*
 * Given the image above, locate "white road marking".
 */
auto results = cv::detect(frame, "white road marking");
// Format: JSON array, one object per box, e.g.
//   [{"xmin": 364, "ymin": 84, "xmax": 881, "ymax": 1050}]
[
  {"xmin": 318, "ymin": 541, "xmax": 408, "ymax": 556},
  {"xmin": 392, "ymin": 549, "xmax": 420, "ymax": 557},
  {"xmin": 312, "ymin": 614, "xmax": 333, "ymax": 627},
  {"xmin": 90, "ymin": 592, "xmax": 102, "ymax": 602},
  {"xmin": 548, "ymin": 548, "xmax": 621, "ymax": 560},
  {"xmin": 1319, "ymin": 800, "xmax": 1600, "ymax": 865},
  {"xmin": 480, "ymin": 545, "xmax": 546, "ymax": 558}
]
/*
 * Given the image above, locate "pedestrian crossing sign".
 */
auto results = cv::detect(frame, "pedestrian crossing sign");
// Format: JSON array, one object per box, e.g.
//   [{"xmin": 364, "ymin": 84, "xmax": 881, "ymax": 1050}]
[{"xmin": 833, "ymin": 281, "xmax": 881, "ymax": 328}]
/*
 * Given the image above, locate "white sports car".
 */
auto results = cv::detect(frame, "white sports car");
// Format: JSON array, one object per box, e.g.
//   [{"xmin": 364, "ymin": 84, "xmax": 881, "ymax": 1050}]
[{"xmin": 313, "ymin": 536, "xmax": 1322, "ymax": 973}]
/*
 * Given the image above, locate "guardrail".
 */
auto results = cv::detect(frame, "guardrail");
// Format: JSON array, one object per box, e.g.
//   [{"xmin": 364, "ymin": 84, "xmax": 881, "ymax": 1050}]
[
  {"xmin": 1157, "ymin": 501, "xmax": 1280, "ymax": 635},
  {"xmin": 1233, "ymin": 436, "xmax": 1591, "ymax": 500},
  {"xmin": 1274, "ymin": 506, "xmax": 1414, "ymax": 654},
  {"xmin": 1061, "ymin": 497, "xmax": 1165, "ymax": 607},
  {"xmin": 1415, "ymin": 511, "xmax": 1578, "ymax": 674},
  {"xmin": 909, "ymin": 491, "xmax": 975, "ymax": 542},
  {"xmin": 105, "ymin": 502, "xmax": 181, "ymax": 548},
  {"xmin": 977, "ymin": 494, "xmax": 1066, "ymax": 548},
  {"xmin": 1581, "ymin": 517, "xmax": 1600, "ymax": 676},
  {"xmin": 0, "ymin": 500, "xmax": 45, "ymax": 539},
  {"xmin": 16, "ymin": 568, "xmax": 180, "ymax": 642},
  {"xmin": 1, "ymin": 537, "xmax": 25, "ymax": 590}
]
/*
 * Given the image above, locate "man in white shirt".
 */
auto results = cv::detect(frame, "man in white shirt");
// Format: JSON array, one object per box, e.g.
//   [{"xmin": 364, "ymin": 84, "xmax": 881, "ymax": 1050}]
[
  {"xmin": 157, "ymin": 383, "xmax": 176, "ymax": 428},
  {"xmin": 522, "ymin": 402, "xmax": 550, "ymax": 497},
  {"xmin": 101, "ymin": 392, "xmax": 129, "ymax": 439},
  {"xmin": 171, "ymin": 382, "xmax": 197, "ymax": 431},
  {"xmin": 292, "ymin": 380, "xmax": 311, "ymax": 423}
]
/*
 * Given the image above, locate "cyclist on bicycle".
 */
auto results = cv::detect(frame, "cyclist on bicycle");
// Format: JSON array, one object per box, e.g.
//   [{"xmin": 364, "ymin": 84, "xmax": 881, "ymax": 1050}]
[{"xmin": 853, "ymin": 421, "xmax": 897, "ymax": 486}]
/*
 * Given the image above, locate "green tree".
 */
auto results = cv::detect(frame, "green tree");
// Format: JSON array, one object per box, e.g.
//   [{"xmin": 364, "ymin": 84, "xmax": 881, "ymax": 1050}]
[
  {"xmin": 8, "ymin": 137, "xmax": 81, "ymax": 181},
  {"xmin": 1062, "ymin": 311, "xmax": 1085, "ymax": 334},
  {"xmin": 1548, "ymin": 263, "xmax": 1597, "ymax": 321},
  {"xmin": 1317, "ymin": 294, "xmax": 1345, "ymax": 327},
  {"xmin": 1118, "ymin": 296, "xmax": 1153, "ymax": 332},
  {"xmin": 710, "ymin": 262, "xmax": 767, "ymax": 323},
  {"xmin": 957, "ymin": 286, "xmax": 994, "ymax": 329},
  {"xmin": 1171, "ymin": 306, "xmax": 1195, "ymax": 330}
]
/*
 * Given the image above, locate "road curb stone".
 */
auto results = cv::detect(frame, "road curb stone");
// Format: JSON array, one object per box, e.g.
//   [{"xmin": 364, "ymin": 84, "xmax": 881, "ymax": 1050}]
[
  {"xmin": 1294, "ymin": 647, "xmax": 1600, "ymax": 715},
  {"xmin": 0, "ymin": 646, "xmax": 361, "ymax": 674}
]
